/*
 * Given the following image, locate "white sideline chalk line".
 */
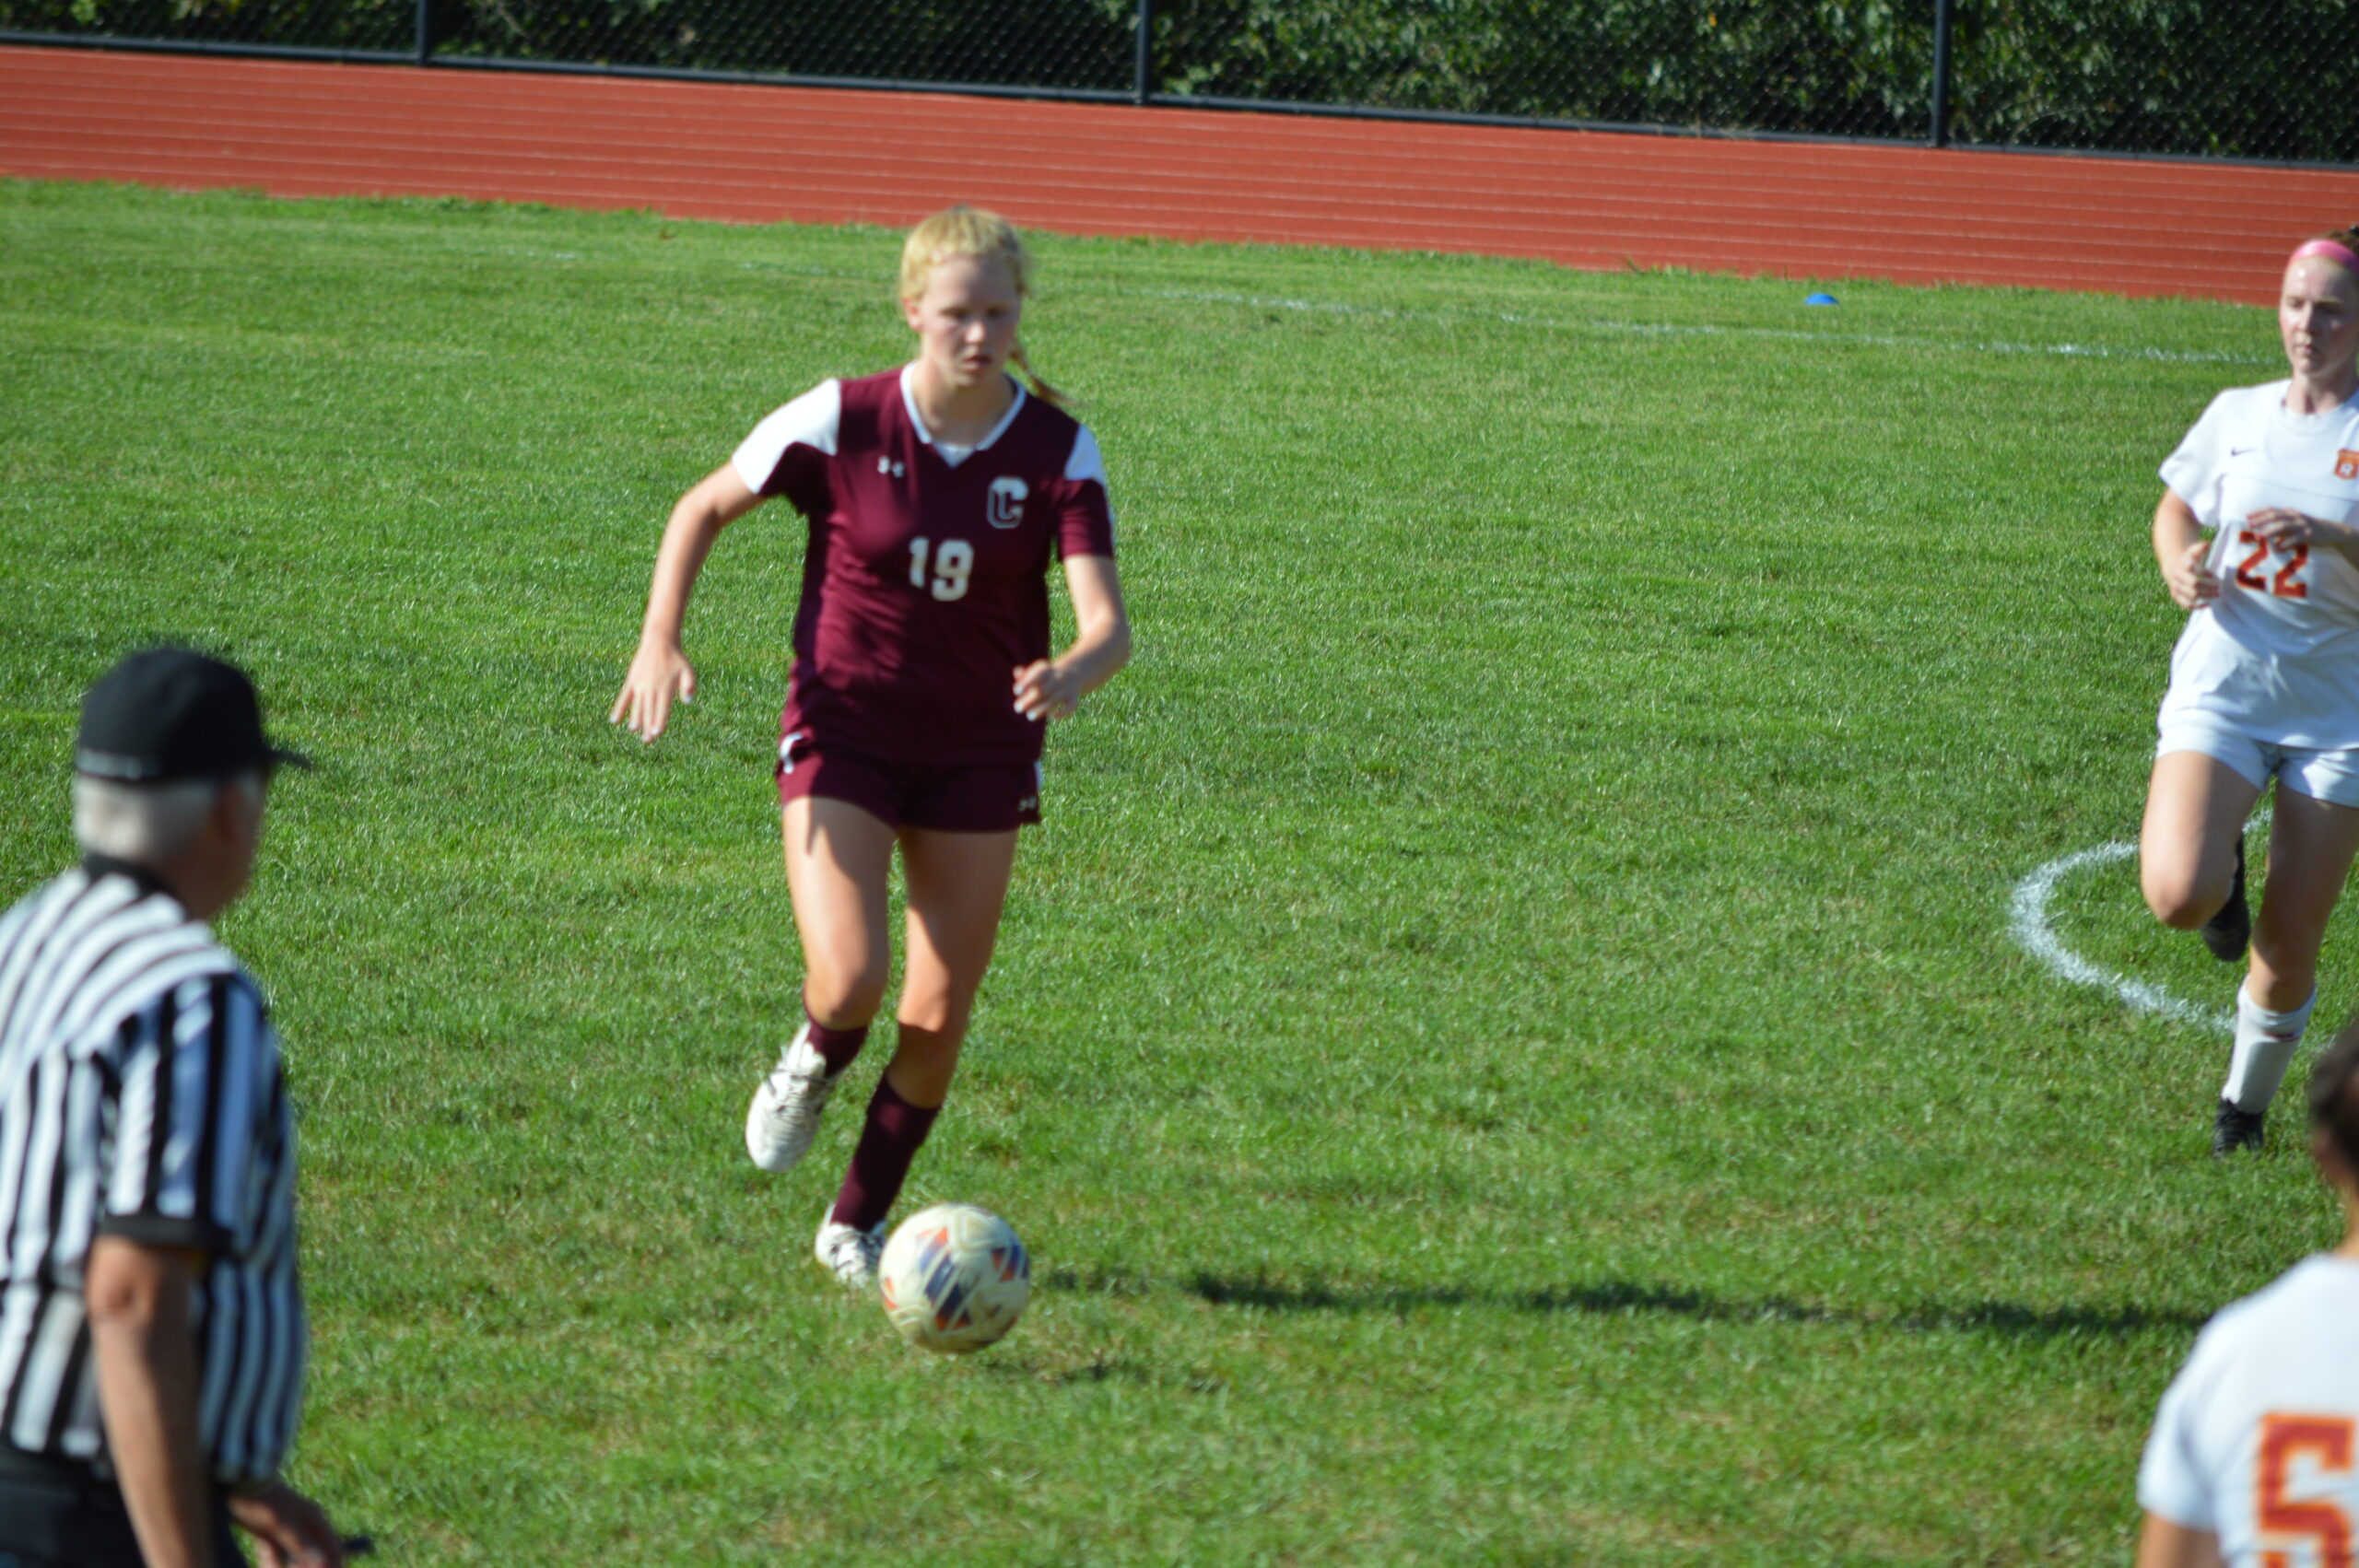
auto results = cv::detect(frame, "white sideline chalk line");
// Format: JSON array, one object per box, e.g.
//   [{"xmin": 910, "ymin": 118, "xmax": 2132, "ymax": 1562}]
[
  {"xmin": 1128, "ymin": 286, "xmax": 2272, "ymax": 367},
  {"xmin": 710, "ymin": 257, "xmax": 2271, "ymax": 369},
  {"xmin": 2008, "ymin": 814, "xmax": 2270, "ymax": 1036}
]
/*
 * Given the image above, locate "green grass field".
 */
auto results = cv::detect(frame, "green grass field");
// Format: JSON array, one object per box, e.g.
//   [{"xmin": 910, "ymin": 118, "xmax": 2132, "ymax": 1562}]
[{"xmin": 1, "ymin": 177, "xmax": 2344, "ymax": 1565}]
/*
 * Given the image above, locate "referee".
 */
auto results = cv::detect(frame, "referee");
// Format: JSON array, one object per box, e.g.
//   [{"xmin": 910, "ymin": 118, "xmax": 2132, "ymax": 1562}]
[{"xmin": 0, "ymin": 649, "xmax": 343, "ymax": 1568}]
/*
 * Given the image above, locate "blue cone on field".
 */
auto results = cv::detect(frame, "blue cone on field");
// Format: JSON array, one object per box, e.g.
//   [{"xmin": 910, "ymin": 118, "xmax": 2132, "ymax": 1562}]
[{"xmin": 1804, "ymin": 292, "xmax": 1839, "ymax": 306}]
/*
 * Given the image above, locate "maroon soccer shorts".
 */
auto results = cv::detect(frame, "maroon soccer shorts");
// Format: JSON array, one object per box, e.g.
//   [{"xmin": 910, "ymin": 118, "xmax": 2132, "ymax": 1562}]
[{"xmin": 775, "ymin": 730, "xmax": 1042, "ymax": 832}]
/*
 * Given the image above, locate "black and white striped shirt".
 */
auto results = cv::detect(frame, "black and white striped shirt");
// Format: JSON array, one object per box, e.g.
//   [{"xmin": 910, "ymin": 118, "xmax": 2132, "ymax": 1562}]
[{"xmin": 0, "ymin": 857, "xmax": 305, "ymax": 1488}]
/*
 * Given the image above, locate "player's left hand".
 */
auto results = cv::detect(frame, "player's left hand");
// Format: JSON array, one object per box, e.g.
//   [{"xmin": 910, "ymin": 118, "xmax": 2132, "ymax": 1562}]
[
  {"xmin": 230, "ymin": 1480, "xmax": 346, "ymax": 1567},
  {"xmin": 2247, "ymin": 507, "xmax": 2357, "ymax": 554},
  {"xmin": 1012, "ymin": 661, "xmax": 1081, "ymax": 721}
]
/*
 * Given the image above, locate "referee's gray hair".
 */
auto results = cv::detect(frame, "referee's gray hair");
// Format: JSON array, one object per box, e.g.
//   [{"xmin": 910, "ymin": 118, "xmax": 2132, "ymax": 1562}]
[{"xmin": 72, "ymin": 771, "xmax": 262, "ymax": 862}]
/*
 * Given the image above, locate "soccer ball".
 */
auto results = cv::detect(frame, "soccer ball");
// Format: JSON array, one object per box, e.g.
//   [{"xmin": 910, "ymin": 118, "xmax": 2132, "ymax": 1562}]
[{"xmin": 878, "ymin": 1202, "xmax": 1030, "ymax": 1354}]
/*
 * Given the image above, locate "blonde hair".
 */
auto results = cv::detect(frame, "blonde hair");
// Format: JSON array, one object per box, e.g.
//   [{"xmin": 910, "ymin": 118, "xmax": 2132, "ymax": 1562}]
[{"xmin": 898, "ymin": 205, "xmax": 1064, "ymax": 408}]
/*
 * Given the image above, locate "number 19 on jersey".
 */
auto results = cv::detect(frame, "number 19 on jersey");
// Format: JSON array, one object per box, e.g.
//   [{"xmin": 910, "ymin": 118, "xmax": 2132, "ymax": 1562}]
[{"xmin": 909, "ymin": 537, "xmax": 973, "ymax": 602}]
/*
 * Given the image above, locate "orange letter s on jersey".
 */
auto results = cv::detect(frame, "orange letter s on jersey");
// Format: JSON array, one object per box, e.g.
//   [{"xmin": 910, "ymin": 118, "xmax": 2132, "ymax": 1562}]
[{"xmin": 2259, "ymin": 1413, "xmax": 2355, "ymax": 1568}]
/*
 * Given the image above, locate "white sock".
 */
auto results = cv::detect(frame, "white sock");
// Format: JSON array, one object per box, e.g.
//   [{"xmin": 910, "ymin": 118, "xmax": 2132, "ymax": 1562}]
[{"xmin": 2222, "ymin": 986, "xmax": 2318, "ymax": 1114}]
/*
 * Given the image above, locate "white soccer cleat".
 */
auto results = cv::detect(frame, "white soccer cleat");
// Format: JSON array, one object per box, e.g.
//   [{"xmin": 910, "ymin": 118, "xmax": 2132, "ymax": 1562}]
[
  {"xmin": 815, "ymin": 1218, "xmax": 886, "ymax": 1293},
  {"xmin": 744, "ymin": 1028, "xmax": 840, "ymax": 1173}
]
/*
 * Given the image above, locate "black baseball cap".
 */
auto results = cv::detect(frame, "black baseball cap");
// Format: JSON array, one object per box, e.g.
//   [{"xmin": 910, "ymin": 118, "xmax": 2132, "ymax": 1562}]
[{"xmin": 76, "ymin": 649, "xmax": 312, "ymax": 784}]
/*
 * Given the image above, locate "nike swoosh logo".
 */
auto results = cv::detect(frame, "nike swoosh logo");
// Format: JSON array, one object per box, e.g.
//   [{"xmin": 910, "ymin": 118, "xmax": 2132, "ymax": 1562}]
[{"xmin": 2230, "ymin": 447, "xmax": 2258, "ymax": 455}]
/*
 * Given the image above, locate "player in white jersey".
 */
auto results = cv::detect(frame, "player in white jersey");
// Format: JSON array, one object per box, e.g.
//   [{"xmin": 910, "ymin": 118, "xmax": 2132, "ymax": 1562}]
[
  {"xmin": 2137, "ymin": 1018, "xmax": 2359, "ymax": 1567},
  {"xmin": 2140, "ymin": 228, "xmax": 2359, "ymax": 1155}
]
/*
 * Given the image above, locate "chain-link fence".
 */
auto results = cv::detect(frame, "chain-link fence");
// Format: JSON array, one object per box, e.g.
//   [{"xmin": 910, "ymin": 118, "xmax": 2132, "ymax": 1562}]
[
  {"xmin": 1951, "ymin": 0, "xmax": 2357, "ymax": 165},
  {"xmin": 429, "ymin": 0, "xmax": 1134, "ymax": 93},
  {"xmin": 1151, "ymin": 0, "xmax": 1931, "ymax": 140},
  {"xmin": 4, "ymin": 0, "xmax": 2353, "ymax": 164}
]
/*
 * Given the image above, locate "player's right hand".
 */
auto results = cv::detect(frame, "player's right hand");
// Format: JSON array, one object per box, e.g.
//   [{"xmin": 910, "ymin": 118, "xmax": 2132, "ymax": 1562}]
[
  {"xmin": 611, "ymin": 641, "xmax": 697, "ymax": 742},
  {"xmin": 2164, "ymin": 539, "xmax": 2219, "ymax": 612}
]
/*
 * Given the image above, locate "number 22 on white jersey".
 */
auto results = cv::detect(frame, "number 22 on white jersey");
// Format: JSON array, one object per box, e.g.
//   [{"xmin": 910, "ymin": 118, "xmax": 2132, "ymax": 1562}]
[{"xmin": 2231, "ymin": 533, "xmax": 2312, "ymax": 601}]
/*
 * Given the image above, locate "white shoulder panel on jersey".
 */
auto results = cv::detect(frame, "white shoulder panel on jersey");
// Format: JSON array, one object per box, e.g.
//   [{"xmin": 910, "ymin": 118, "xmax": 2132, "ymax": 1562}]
[
  {"xmin": 1063, "ymin": 426, "xmax": 1117, "ymax": 543},
  {"xmin": 2159, "ymin": 381, "xmax": 2287, "ymax": 530},
  {"xmin": 732, "ymin": 379, "xmax": 842, "ymax": 494},
  {"xmin": 1064, "ymin": 426, "xmax": 1109, "ymax": 487}
]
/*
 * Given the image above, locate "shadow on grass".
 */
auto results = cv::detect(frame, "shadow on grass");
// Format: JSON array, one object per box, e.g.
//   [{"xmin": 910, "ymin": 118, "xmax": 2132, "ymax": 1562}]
[{"xmin": 1043, "ymin": 1269, "xmax": 2204, "ymax": 1340}]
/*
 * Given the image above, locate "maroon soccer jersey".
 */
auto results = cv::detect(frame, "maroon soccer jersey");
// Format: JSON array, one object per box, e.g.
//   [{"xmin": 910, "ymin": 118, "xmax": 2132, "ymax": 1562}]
[{"xmin": 731, "ymin": 368, "xmax": 1117, "ymax": 766}]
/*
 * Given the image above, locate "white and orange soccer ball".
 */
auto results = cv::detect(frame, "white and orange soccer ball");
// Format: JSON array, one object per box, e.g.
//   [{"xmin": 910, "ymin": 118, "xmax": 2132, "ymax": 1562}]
[{"xmin": 878, "ymin": 1203, "xmax": 1030, "ymax": 1354}]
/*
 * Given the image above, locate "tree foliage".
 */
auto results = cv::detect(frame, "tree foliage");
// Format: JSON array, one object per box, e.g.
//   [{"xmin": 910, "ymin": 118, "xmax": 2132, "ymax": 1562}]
[{"xmin": 4, "ymin": 0, "xmax": 2351, "ymax": 161}]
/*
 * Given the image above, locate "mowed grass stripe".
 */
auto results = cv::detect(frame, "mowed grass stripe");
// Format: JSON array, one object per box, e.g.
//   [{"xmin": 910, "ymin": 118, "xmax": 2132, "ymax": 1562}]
[{"xmin": 0, "ymin": 178, "xmax": 2330, "ymax": 1566}]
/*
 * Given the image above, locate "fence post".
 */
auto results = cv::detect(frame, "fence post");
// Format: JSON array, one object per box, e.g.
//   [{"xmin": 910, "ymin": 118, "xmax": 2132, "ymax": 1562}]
[
  {"xmin": 1929, "ymin": 0, "xmax": 1953, "ymax": 146},
  {"xmin": 1134, "ymin": 0, "xmax": 1153, "ymax": 105},
  {"xmin": 415, "ymin": 0, "xmax": 435, "ymax": 65}
]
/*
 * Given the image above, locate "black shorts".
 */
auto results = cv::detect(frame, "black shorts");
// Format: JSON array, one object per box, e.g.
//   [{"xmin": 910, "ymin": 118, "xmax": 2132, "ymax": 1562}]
[{"xmin": 0, "ymin": 1445, "xmax": 240, "ymax": 1567}]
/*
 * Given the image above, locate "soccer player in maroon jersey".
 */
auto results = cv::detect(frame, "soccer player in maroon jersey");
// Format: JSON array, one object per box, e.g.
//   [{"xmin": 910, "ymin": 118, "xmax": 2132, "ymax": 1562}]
[{"xmin": 611, "ymin": 207, "xmax": 1131, "ymax": 1288}]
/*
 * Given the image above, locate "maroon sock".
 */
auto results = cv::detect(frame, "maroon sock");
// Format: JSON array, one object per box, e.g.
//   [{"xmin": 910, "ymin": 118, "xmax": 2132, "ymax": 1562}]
[
  {"xmin": 802, "ymin": 1005, "xmax": 868, "ymax": 1074},
  {"xmin": 829, "ymin": 1076, "xmax": 940, "ymax": 1233}
]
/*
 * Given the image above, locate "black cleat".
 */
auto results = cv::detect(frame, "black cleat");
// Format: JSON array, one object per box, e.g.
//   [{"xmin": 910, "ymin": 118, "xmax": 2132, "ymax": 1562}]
[
  {"xmin": 2213, "ymin": 1097, "xmax": 2265, "ymax": 1156},
  {"xmin": 2201, "ymin": 837, "xmax": 2250, "ymax": 962}
]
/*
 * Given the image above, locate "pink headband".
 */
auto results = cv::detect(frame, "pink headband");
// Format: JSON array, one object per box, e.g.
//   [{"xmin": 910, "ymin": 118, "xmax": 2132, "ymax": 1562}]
[{"xmin": 2292, "ymin": 239, "xmax": 2359, "ymax": 273}]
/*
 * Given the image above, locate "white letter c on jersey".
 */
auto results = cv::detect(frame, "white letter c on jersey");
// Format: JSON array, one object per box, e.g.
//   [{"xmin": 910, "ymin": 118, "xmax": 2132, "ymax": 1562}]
[{"xmin": 988, "ymin": 476, "xmax": 1027, "ymax": 529}]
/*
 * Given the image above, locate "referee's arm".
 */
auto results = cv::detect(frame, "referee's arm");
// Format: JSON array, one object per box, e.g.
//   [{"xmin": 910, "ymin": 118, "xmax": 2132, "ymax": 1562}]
[
  {"xmin": 94, "ymin": 971, "xmax": 344, "ymax": 1568},
  {"xmin": 88, "ymin": 1236, "xmax": 217, "ymax": 1568}
]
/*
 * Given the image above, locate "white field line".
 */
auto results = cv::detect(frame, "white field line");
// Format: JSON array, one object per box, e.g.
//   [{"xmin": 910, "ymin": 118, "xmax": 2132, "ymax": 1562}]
[
  {"xmin": 1125, "ymin": 286, "xmax": 2272, "ymax": 367},
  {"xmin": 2007, "ymin": 818, "xmax": 2268, "ymax": 1036},
  {"xmin": 709, "ymin": 258, "xmax": 2272, "ymax": 369}
]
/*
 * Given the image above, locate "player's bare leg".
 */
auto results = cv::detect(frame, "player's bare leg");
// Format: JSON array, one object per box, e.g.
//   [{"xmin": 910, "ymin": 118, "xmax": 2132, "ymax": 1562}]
[
  {"xmin": 2210, "ymin": 787, "xmax": 2359, "ymax": 1153},
  {"xmin": 2141, "ymin": 750, "xmax": 2262, "ymax": 933},
  {"xmin": 782, "ymin": 796, "xmax": 898, "ymax": 1026},
  {"xmin": 2249, "ymin": 788, "xmax": 2359, "ymax": 1006},
  {"xmin": 747, "ymin": 797, "xmax": 898, "ymax": 1175},
  {"xmin": 816, "ymin": 826, "xmax": 1019, "ymax": 1288},
  {"xmin": 886, "ymin": 825, "xmax": 1020, "ymax": 1106}
]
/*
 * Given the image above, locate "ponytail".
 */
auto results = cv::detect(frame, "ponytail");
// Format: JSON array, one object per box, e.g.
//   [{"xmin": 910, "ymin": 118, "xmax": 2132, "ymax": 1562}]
[{"xmin": 1011, "ymin": 340, "xmax": 1065, "ymax": 409}]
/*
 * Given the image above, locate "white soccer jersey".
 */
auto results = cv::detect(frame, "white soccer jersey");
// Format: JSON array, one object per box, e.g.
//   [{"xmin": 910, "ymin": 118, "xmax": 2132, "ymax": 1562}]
[
  {"xmin": 2140, "ymin": 1255, "xmax": 2359, "ymax": 1567},
  {"xmin": 2158, "ymin": 381, "xmax": 2359, "ymax": 746}
]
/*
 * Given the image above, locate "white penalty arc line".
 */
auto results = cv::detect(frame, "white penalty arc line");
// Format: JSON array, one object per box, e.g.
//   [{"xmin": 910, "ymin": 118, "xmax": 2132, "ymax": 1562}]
[{"xmin": 2007, "ymin": 817, "xmax": 2268, "ymax": 1037}]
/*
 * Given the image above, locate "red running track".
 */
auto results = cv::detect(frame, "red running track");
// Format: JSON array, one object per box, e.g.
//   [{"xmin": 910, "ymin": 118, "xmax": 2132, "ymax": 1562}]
[{"xmin": 5, "ymin": 43, "xmax": 2357, "ymax": 304}]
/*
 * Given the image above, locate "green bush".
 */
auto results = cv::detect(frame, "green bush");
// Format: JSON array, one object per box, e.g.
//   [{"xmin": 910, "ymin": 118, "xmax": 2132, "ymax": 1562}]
[
  {"xmin": 2, "ymin": 0, "xmax": 2350, "ymax": 160},
  {"xmin": 1954, "ymin": 0, "xmax": 2359, "ymax": 160},
  {"xmin": 1153, "ymin": 0, "xmax": 1929, "ymax": 138}
]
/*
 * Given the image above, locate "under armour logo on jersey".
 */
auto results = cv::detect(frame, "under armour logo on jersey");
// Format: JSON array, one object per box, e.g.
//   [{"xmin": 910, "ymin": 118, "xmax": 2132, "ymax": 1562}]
[
  {"xmin": 2339, "ymin": 448, "xmax": 2358, "ymax": 480},
  {"xmin": 988, "ymin": 476, "xmax": 1027, "ymax": 529},
  {"xmin": 877, "ymin": 456, "xmax": 905, "ymax": 479}
]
